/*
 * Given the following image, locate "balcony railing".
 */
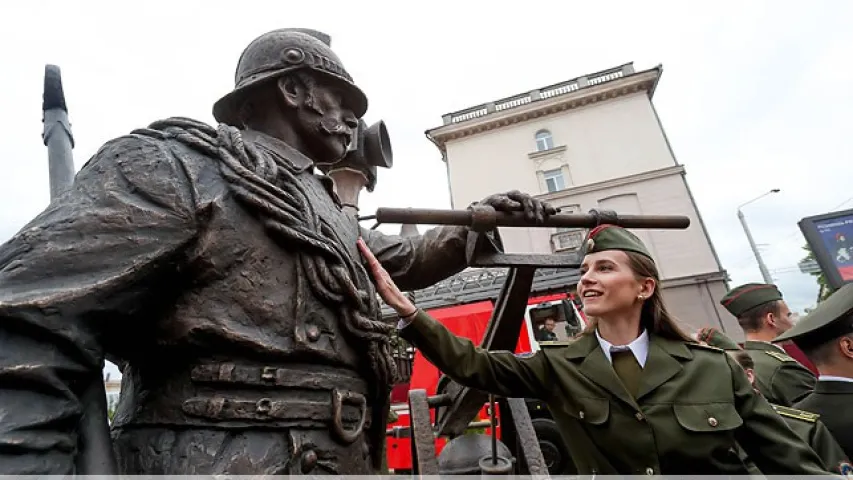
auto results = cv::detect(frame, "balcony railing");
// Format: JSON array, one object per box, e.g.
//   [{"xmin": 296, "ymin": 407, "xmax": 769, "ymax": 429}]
[
  {"xmin": 551, "ymin": 229, "xmax": 585, "ymax": 252},
  {"xmin": 441, "ymin": 63, "xmax": 635, "ymax": 126}
]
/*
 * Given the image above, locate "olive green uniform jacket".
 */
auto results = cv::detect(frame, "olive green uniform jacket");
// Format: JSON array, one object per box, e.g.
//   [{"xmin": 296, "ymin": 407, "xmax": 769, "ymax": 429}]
[
  {"xmin": 399, "ymin": 311, "xmax": 830, "ymax": 475},
  {"xmin": 736, "ymin": 404, "xmax": 850, "ymax": 476},
  {"xmin": 743, "ymin": 340, "xmax": 816, "ymax": 406},
  {"xmin": 772, "ymin": 404, "xmax": 852, "ymax": 476},
  {"xmin": 796, "ymin": 380, "xmax": 853, "ymax": 461}
]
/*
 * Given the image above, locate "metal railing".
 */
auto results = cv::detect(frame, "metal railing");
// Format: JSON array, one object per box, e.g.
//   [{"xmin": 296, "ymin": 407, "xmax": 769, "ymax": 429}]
[{"xmin": 441, "ymin": 63, "xmax": 635, "ymax": 126}]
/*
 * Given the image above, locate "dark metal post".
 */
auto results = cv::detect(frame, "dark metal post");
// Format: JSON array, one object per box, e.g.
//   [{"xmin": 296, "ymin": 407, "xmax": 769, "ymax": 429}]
[
  {"xmin": 42, "ymin": 64, "xmax": 118, "ymax": 474},
  {"xmin": 42, "ymin": 65, "xmax": 76, "ymax": 200}
]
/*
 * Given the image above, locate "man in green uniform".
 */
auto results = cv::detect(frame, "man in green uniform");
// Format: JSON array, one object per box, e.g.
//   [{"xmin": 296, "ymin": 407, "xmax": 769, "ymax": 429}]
[
  {"xmin": 720, "ymin": 283, "xmax": 816, "ymax": 405},
  {"xmin": 698, "ymin": 328, "xmax": 851, "ymax": 476},
  {"xmin": 776, "ymin": 282, "xmax": 853, "ymax": 463}
]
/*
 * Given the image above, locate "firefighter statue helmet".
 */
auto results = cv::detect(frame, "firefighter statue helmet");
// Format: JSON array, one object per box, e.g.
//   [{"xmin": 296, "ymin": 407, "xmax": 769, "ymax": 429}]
[{"xmin": 213, "ymin": 28, "xmax": 368, "ymax": 125}]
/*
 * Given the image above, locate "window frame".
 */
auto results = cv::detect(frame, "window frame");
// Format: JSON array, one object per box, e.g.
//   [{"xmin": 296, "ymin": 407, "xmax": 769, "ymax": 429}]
[
  {"xmin": 543, "ymin": 168, "xmax": 566, "ymax": 192},
  {"xmin": 535, "ymin": 130, "xmax": 554, "ymax": 152}
]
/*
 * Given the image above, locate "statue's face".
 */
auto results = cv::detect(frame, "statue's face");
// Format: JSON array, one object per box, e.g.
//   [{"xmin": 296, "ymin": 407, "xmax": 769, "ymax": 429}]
[{"xmin": 287, "ymin": 75, "xmax": 359, "ymax": 165}]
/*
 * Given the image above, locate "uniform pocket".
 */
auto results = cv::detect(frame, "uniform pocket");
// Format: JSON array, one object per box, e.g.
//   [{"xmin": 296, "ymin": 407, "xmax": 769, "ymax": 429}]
[
  {"xmin": 568, "ymin": 397, "xmax": 610, "ymax": 425},
  {"xmin": 673, "ymin": 402, "xmax": 743, "ymax": 432}
]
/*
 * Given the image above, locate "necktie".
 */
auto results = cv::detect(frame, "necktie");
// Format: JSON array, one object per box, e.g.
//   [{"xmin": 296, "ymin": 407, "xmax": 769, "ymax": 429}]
[{"xmin": 611, "ymin": 349, "xmax": 642, "ymax": 397}]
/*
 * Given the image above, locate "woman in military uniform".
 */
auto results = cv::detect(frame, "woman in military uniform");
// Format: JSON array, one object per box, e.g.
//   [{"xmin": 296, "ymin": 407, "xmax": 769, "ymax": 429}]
[
  {"xmin": 357, "ymin": 225, "xmax": 831, "ymax": 475},
  {"xmin": 698, "ymin": 328, "xmax": 851, "ymax": 476}
]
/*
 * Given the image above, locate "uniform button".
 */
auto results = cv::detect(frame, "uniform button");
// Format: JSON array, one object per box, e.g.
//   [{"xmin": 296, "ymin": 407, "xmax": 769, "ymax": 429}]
[
  {"xmin": 306, "ymin": 324, "xmax": 321, "ymax": 341},
  {"xmin": 578, "ymin": 411, "xmax": 585, "ymax": 419},
  {"xmin": 635, "ymin": 412, "xmax": 645, "ymax": 421},
  {"xmin": 708, "ymin": 417, "xmax": 718, "ymax": 427},
  {"xmin": 646, "ymin": 467, "xmax": 654, "ymax": 475},
  {"xmin": 256, "ymin": 398, "xmax": 272, "ymax": 414},
  {"xmin": 301, "ymin": 449, "xmax": 318, "ymax": 473}
]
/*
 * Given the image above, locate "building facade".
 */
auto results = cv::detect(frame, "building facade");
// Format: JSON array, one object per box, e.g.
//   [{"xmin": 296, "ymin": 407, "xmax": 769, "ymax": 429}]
[{"xmin": 424, "ymin": 63, "xmax": 741, "ymax": 338}]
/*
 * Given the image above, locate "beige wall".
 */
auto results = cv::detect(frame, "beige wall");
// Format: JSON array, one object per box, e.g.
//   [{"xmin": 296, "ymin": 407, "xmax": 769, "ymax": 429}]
[
  {"xmin": 439, "ymin": 85, "xmax": 732, "ymax": 334},
  {"xmin": 660, "ymin": 278, "xmax": 744, "ymax": 342},
  {"xmin": 445, "ymin": 92, "xmax": 677, "ymax": 209}
]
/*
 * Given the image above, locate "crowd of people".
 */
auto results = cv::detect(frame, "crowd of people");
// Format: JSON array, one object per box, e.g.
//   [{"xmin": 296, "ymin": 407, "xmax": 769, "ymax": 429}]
[{"xmin": 358, "ymin": 224, "xmax": 853, "ymax": 476}]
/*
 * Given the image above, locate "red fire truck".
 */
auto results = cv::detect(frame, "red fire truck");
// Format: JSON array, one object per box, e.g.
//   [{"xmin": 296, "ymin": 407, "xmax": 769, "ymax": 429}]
[{"xmin": 383, "ymin": 267, "xmax": 586, "ymax": 474}]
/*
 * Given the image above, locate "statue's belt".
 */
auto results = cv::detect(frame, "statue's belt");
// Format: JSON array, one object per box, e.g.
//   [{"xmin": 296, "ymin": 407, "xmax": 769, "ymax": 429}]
[
  {"xmin": 190, "ymin": 363, "xmax": 369, "ymax": 393},
  {"xmin": 125, "ymin": 363, "xmax": 372, "ymax": 445}
]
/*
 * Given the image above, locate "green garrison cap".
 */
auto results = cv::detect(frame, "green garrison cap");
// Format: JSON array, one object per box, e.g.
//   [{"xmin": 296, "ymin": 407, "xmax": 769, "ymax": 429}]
[
  {"xmin": 582, "ymin": 224, "xmax": 652, "ymax": 260},
  {"xmin": 720, "ymin": 283, "xmax": 783, "ymax": 318},
  {"xmin": 696, "ymin": 327, "xmax": 741, "ymax": 350},
  {"xmin": 775, "ymin": 283, "xmax": 853, "ymax": 347}
]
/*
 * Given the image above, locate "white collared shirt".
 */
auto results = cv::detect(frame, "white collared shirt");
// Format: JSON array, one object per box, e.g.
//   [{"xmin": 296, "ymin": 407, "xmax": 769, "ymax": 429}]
[
  {"xmin": 818, "ymin": 375, "xmax": 853, "ymax": 383},
  {"xmin": 596, "ymin": 328, "xmax": 650, "ymax": 367}
]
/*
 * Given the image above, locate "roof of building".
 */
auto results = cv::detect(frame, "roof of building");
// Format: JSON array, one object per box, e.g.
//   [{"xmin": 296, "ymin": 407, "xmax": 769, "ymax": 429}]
[
  {"xmin": 425, "ymin": 62, "xmax": 663, "ymax": 154},
  {"xmin": 380, "ymin": 266, "xmax": 580, "ymax": 317}
]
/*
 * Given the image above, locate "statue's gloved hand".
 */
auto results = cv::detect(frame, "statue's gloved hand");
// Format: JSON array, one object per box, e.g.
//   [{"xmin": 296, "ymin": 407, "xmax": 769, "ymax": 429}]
[{"xmin": 474, "ymin": 190, "xmax": 559, "ymax": 224}]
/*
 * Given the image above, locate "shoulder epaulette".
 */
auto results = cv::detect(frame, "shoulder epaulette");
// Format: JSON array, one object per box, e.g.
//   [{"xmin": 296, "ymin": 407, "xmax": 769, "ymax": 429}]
[
  {"xmin": 764, "ymin": 350, "xmax": 796, "ymax": 362},
  {"xmin": 538, "ymin": 341, "xmax": 573, "ymax": 348},
  {"xmin": 771, "ymin": 404, "xmax": 820, "ymax": 423},
  {"xmin": 688, "ymin": 342, "xmax": 724, "ymax": 352}
]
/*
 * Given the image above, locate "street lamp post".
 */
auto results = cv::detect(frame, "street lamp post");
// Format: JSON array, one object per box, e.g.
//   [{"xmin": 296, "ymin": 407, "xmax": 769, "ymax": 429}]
[{"xmin": 737, "ymin": 189, "xmax": 780, "ymax": 284}]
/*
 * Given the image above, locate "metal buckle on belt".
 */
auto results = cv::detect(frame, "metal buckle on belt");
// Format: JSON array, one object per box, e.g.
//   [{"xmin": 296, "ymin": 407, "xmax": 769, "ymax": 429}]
[{"xmin": 330, "ymin": 388, "xmax": 367, "ymax": 444}]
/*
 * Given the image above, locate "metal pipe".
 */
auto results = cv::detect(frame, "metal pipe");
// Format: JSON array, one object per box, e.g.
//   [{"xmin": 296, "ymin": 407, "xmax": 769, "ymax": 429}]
[
  {"xmin": 375, "ymin": 207, "xmax": 690, "ymax": 229},
  {"xmin": 42, "ymin": 64, "xmax": 75, "ymax": 200},
  {"xmin": 467, "ymin": 420, "xmax": 494, "ymax": 429},
  {"xmin": 426, "ymin": 393, "xmax": 453, "ymax": 407},
  {"xmin": 42, "ymin": 64, "xmax": 117, "ymax": 475},
  {"xmin": 489, "ymin": 394, "xmax": 497, "ymax": 465},
  {"xmin": 385, "ymin": 419, "xmax": 497, "ymax": 438}
]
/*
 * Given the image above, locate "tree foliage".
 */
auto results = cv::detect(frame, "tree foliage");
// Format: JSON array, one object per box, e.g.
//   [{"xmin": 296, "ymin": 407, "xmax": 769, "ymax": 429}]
[{"xmin": 801, "ymin": 244, "xmax": 833, "ymax": 303}]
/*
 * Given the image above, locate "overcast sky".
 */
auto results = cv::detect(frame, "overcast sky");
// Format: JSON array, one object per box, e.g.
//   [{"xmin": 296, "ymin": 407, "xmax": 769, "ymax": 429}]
[{"xmin": 2, "ymin": 1, "xmax": 851, "ymax": 378}]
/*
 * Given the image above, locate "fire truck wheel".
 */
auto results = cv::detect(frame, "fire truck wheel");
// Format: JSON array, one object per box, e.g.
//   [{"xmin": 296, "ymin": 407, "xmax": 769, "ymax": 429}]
[{"xmin": 531, "ymin": 417, "xmax": 574, "ymax": 475}]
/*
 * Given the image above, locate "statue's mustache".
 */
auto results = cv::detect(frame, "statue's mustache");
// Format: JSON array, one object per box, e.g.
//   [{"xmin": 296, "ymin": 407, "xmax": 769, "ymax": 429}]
[{"xmin": 319, "ymin": 117, "xmax": 352, "ymax": 144}]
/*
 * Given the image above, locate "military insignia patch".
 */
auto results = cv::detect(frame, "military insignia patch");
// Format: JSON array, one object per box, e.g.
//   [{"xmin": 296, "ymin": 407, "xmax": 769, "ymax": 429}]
[
  {"xmin": 688, "ymin": 342, "xmax": 724, "ymax": 352},
  {"xmin": 771, "ymin": 404, "xmax": 820, "ymax": 423},
  {"xmin": 838, "ymin": 461, "xmax": 853, "ymax": 478},
  {"xmin": 586, "ymin": 238, "xmax": 595, "ymax": 250},
  {"xmin": 764, "ymin": 350, "xmax": 796, "ymax": 362}
]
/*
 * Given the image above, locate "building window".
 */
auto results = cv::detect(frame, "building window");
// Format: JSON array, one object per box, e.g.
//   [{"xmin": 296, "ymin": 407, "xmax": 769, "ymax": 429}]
[
  {"xmin": 543, "ymin": 168, "xmax": 565, "ymax": 193},
  {"xmin": 551, "ymin": 229, "xmax": 585, "ymax": 252},
  {"xmin": 535, "ymin": 130, "xmax": 554, "ymax": 152}
]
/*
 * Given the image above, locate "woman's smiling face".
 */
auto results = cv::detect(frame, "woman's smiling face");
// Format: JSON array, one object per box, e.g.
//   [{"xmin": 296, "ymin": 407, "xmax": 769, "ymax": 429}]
[{"xmin": 578, "ymin": 250, "xmax": 646, "ymax": 318}]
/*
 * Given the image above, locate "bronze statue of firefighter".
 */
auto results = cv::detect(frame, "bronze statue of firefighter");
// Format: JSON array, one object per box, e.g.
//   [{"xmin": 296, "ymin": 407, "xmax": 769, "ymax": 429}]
[{"xmin": 0, "ymin": 27, "xmax": 690, "ymax": 475}]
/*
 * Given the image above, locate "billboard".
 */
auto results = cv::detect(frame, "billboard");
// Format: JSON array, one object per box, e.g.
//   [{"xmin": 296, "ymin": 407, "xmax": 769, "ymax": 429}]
[{"xmin": 799, "ymin": 207, "xmax": 853, "ymax": 290}]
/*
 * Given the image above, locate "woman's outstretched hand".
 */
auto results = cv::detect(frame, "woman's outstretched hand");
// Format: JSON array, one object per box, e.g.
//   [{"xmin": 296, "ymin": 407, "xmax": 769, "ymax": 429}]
[{"xmin": 357, "ymin": 237, "xmax": 417, "ymax": 317}]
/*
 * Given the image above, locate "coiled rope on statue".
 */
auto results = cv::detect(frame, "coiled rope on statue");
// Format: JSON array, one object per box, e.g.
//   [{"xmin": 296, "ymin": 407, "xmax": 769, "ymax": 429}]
[{"xmin": 132, "ymin": 117, "xmax": 397, "ymax": 389}]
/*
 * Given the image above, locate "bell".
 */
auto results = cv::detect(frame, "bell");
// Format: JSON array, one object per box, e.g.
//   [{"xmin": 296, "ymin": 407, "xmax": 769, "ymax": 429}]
[{"xmin": 437, "ymin": 433, "xmax": 514, "ymax": 475}]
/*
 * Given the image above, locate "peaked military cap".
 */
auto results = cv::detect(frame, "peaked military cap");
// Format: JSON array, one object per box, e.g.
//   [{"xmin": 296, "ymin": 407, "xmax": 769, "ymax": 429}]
[
  {"xmin": 774, "ymin": 282, "xmax": 853, "ymax": 347},
  {"xmin": 582, "ymin": 224, "xmax": 652, "ymax": 260},
  {"xmin": 720, "ymin": 283, "xmax": 783, "ymax": 318},
  {"xmin": 697, "ymin": 327, "xmax": 742, "ymax": 350}
]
